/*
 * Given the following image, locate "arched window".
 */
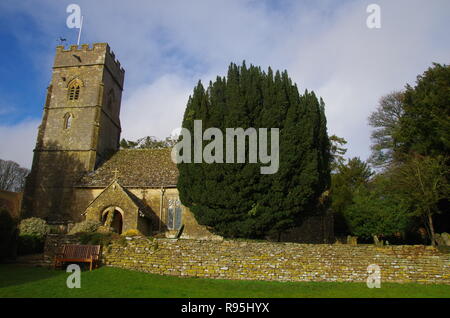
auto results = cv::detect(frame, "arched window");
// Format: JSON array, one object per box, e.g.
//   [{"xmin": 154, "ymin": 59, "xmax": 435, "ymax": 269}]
[
  {"xmin": 67, "ymin": 78, "xmax": 83, "ymax": 101},
  {"xmin": 63, "ymin": 113, "xmax": 73, "ymax": 129},
  {"xmin": 167, "ymin": 198, "xmax": 182, "ymax": 230}
]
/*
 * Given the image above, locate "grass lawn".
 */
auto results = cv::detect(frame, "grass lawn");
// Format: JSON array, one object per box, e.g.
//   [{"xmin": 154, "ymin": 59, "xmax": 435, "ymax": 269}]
[{"xmin": 0, "ymin": 264, "xmax": 449, "ymax": 298}]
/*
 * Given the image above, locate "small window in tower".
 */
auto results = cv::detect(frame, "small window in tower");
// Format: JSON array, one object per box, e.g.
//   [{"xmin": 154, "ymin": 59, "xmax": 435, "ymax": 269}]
[
  {"xmin": 64, "ymin": 113, "xmax": 73, "ymax": 129},
  {"xmin": 67, "ymin": 79, "xmax": 83, "ymax": 101}
]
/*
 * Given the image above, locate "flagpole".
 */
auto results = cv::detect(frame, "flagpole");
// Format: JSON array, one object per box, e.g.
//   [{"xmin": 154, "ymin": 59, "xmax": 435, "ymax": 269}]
[{"xmin": 77, "ymin": 15, "xmax": 83, "ymax": 45}]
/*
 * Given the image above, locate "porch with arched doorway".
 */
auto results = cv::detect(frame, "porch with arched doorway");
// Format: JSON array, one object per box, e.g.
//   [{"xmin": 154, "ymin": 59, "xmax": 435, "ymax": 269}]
[{"xmin": 101, "ymin": 206, "xmax": 124, "ymax": 234}]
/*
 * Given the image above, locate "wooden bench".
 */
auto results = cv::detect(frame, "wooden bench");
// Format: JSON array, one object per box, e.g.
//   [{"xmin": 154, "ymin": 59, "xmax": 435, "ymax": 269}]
[{"xmin": 54, "ymin": 244, "xmax": 101, "ymax": 271}]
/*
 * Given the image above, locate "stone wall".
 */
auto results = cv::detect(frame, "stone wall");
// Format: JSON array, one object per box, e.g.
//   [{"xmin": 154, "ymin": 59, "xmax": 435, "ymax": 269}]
[{"xmin": 44, "ymin": 235, "xmax": 450, "ymax": 284}]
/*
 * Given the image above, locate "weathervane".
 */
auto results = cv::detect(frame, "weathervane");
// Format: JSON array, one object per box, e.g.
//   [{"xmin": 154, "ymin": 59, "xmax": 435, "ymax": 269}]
[{"xmin": 57, "ymin": 37, "xmax": 67, "ymax": 46}]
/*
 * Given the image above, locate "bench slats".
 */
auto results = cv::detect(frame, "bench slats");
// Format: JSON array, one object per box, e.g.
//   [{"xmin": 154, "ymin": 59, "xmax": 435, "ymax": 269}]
[{"xmin": 54, "ymin": 244, "xmax": 101, "ymax": 271}]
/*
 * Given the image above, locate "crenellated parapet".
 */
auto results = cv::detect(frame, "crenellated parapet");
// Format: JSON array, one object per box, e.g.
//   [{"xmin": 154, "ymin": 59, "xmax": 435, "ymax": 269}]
[{"xmin": 54, "ymin": 43, "xmax": 125, "ymax": 88}]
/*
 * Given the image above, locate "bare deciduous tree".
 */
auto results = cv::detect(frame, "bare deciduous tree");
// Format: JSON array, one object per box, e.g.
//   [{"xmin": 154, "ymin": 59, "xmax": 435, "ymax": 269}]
[
  {"xmin": 0, "ymin": 159, "xmax": 29, "ymax": 192},
  {"xmin": 368, "ymin": 91, "xmax": 404, "ymax": 168}
]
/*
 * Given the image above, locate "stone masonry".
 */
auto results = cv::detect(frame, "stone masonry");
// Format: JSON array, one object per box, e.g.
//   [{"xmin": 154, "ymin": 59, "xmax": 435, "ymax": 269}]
[
  {"xmin": 44, "ymin": 235, "xmax": 450, "ymax": 284},
  {"xmin": 22, "ymin": 43, "xmax": 124, "ymax": 222}
]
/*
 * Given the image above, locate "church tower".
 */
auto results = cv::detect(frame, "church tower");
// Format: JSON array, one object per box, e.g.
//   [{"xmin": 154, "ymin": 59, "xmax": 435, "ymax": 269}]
[{"xmin": 22, "ymin": 43, "xmax": 125, "ymax": 223}]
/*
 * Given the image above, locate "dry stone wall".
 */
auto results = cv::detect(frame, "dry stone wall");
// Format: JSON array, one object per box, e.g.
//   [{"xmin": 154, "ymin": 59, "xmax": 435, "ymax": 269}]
[{"xmin": 44, "ymin": 235, "xmax": 450, "ymax": 284}]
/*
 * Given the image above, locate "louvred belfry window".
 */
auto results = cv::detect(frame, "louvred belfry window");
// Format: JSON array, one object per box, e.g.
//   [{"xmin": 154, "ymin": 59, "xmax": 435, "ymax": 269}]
[{"xmin": 67, "ymin": 79, "xmax": 82, "ymax": 101}]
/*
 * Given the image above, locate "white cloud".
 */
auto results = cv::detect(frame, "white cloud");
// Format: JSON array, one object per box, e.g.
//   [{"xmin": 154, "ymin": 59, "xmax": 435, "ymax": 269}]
[
  {"xmin": 121, "ymin": 74, "xmax": 194, "ymax": 141},
  {"xmin": 0, "ymin": 120, "xmax": 40, "ymax": 169},
  {"xmin": 285, "ymin": 0, "xmax": 450, "ymax": 159},
  {"xmin": 1, "ymin": 0, "xmax": 449, "ymax": 165}
]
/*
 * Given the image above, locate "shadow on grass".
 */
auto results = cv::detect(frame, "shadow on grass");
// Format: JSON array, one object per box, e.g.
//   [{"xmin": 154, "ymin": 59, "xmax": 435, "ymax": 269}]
[
  {"xmin": 0, "ymin": 263, "xmax": 94, "ymax": 290},
  {"xmin": 1, "ymin": 265, "xmax": 449, "ymax": 298},
  {"xmin": 0, "ymin": 264, "xmax": 66, "ymax": 289}
]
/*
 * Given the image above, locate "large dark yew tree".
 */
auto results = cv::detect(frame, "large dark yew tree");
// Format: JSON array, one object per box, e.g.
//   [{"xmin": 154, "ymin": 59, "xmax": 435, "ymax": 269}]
[{"xmin": 177, "ymin": 62, "xmax": 330, "ymax": 238}]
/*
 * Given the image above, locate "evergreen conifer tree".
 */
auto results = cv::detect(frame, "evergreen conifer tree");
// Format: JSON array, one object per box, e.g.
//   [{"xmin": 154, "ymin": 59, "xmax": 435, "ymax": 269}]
[{"xmin": 177, "ymin": 62, "xmax": 330, "ymax": 238}]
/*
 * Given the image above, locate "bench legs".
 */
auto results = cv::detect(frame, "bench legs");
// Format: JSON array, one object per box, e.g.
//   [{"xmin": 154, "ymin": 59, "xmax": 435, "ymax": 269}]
[
  {"xmin": 54, "ymin": 259, "xmax": 97, "ymax": 271},
  {"xmin": 54, "ymin": 259, "xmax": 62, "ymax": 270}
]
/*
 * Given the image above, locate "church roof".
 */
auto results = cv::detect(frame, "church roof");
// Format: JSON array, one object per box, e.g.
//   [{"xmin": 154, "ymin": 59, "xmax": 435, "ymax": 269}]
[{"xmin": 76, "ymin": 148, "xmax": 178, "ymax": 188}]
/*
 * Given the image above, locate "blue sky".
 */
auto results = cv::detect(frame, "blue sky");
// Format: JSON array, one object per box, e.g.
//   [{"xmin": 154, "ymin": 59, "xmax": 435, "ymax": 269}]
[{"xmin": 0, "ymin": 0, "xmax": 449, "ymax": 168}]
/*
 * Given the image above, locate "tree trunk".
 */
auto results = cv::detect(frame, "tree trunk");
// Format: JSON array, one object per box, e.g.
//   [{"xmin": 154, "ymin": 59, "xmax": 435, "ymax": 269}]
[{"xmin": 427, "ymin": 212, "xmax": 436, "ymax": 246}]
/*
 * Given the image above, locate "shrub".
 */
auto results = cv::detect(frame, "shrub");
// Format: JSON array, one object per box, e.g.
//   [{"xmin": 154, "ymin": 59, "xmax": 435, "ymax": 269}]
[
  {"xmin": 49, "ymin": 224, "xmax": 68, "ymax": 234},
  {"xmin": 122, "ymin": 229, "xmax": 143, "ymax": 237},
  {"xmin": 79, "ymin": 232, "xmax": 127, "ymax": 247},
  {"xmin": 96, "ymin": 225, "xmax": 113, "ymax": 234},
  {"xmin": 17, "ymin": 217, "xmax": 50, "ymax": 255},
  {"xmin": 0, "ymin": 209, "xmax": 17, "ymax": 260},
  {"xmin": 79, "ymin": 232, "xmax": 110, "ymax": 245},
  {"xmin": 18, "ymin": 217, "xmax": 50, "ymax": 239},
  {"xmin": 69, "ymin": 219, "xmax": 102, "ymax": 234},
  {"xmin": 17, "ymin": 235, "xmax": 45, "ymax": 255}
]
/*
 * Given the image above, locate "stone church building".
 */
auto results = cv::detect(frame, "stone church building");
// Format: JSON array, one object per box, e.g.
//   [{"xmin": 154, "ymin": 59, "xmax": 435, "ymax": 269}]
[{"xmin": 22, "ymin": 43, "xmax": 333, "ymax": 243}]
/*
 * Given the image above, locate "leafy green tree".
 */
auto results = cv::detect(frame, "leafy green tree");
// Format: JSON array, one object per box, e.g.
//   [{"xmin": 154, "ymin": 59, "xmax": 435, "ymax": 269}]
[
  {"xmin": 368, "ymin": 91, "xmax": 404, "ymax": 168},
  {"xmin": 332, "ymin": 160, "xmax": 412, "ymax": 241},
  {"xmin": 366, "ymin": 64, "xmax": 450, "ymax": 241},
  {"xmin": 330, "ymin": 157, "xmax": 373, "ymax": 235},
  {"xmin": 390, "ymin": 154, "xmax": 449, "ymax": 245},
  {"xmin": 396, "ymin": 63, "xmax": 450, "ymax": 158},
  {"xmin": 177, "ymin": 62, "xmax": 330, "ymax": 238},
  {"xmin": 343, "ymin": 175, "xmax": 411, "ymax": 240}
]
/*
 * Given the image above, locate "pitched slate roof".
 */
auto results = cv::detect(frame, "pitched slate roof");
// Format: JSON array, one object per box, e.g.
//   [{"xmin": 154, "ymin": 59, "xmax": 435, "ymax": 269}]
[{"xmin": 76, "ymin": 148, "xmax": 178, "ymax": 188}]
